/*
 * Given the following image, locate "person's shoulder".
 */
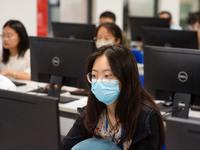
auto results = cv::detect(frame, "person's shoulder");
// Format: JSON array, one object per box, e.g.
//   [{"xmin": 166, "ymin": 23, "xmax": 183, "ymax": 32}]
[
  {"xmin": 24, "ymin": 49, "xmax": 30, "ymax": 56},
  {"xmin": 140, "ymin": 104, "xmax": 157, "ymax": 119},
  {"xmin": 22, "ymin": 49, "xmax": 30, "ymax": 60}
]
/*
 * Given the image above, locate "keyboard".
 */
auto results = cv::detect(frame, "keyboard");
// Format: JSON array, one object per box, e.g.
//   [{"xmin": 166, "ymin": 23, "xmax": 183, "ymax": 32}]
[
  {"xmin": 12, "ymin": 81, "xmax": 26, "ymax": 87},
  {"xmin": 191, "ymin": 105, "xmax": 200, "ymax": 111},
  {"xmin": 70, "ymin": 90, "xmax": 88, "ymax": 96},
  {"xmin": 29, "ymin": 87, "xmax": 49, "ymax": 94},
  {"xmin": 29, "ymin": 87, "xmax": 67, "ymax": 94},
  {"xmin": 59, "ymin": 96, "xmax": 78, "ymax": 104}
]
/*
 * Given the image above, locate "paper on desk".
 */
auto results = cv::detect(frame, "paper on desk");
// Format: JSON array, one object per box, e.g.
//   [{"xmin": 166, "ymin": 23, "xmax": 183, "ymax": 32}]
[{"xmin": 59, "ymin": 97, "xmax": 88, "ymax": 113}]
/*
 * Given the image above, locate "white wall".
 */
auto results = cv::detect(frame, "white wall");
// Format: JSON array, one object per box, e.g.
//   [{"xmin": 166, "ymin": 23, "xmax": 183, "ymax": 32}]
[
  {"xmin": 60, "ymin": 0, "xmax": 88, "ymax": 23},
  {"xmin": 0, "ymin": 0, "xmax": 37, "ymax": 49},
  {"xmin": 129, "ymin": 0, "xmax": 154, "ymax": 17},
  {"xmin": 92, "ymin": 0, "xmax": 124, "ymax": 29},
  {"xmin": 59, "ymin": 0, "xmax": 123, "ymax": 29},
  {"xmin": 0, "ymin": 0, "xmax": 37, "ymax": 36},
  {"xmin": 158, "ymin": 0, "xmax": 180, "ymax": 26}
]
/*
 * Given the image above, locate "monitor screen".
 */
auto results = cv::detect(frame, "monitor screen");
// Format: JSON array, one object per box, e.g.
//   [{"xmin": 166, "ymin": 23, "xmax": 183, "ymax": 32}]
[
  {"xmin": 142, "ymin": 27, "xmax": 199, "ymax": 49},
  {"xmin": 144, "ymin": 46, "xmax": 200, "ymax": 117},
  {"xmin": 129, "ymin": 16, "xmax": 170, "ymax": 41},
  {"xmin": 0, "ymin": 89, "xmax": 60, "ymax": 150},
  {"xmin": 52, "ymin": 22, "xmax": 96, "ymax": 40},
  {"xmin": 29, "ymin": 36, "xmax": 94, "ymax": 102},
  {"xmin": 165, "ymin": 116, "xmax": 200, "ymax": 150}
]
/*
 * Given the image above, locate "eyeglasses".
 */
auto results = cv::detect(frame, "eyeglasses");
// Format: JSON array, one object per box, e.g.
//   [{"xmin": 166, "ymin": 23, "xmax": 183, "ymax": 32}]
[
  {"xmin": 86, "ymin": 72, "xmax": 117, "ymax": 84},
  {"xmin": 1, "ymin": 33, "xmax": 14, "ymax": 41}
]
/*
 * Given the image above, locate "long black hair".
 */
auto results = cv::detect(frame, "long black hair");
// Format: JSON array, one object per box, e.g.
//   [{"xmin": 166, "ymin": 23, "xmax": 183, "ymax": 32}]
[
  {"xmin": 85, "ymin": 45, "xmax": 165, "ymax": 150},
  {"xmin": 2, "ymin": 20, "xmax": 29, "ymax": 64}
]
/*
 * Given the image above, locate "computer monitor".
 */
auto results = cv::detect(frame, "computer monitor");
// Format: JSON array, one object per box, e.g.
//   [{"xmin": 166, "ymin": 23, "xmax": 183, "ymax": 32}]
[
  {"xmin": 144, "ymin": 45, "xmax": 200, "ymax": 118},
  {"xmin": 52, "ymin": 22, "xmax": 96, "ymax": 40},
  {"xmin": 142, "ymin": 27, "xmax": 199, "ymax": 49},
  {"xmin": 165, "ymin": 116, "xmax": 200, "ymax": 150},
  {"xmin": 0, "ymin": 89, "xmax": 60, "ymax": 150},
  {"xmin": 129, "ymin": 16, "xmax": 170, "ymax": 41},
  {"xmin": 29, "ymin": 36, "xmax": 94, "ymax": 102}
]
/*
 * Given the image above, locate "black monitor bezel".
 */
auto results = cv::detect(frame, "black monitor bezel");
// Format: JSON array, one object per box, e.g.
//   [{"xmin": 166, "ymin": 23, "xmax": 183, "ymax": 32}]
[
  {"xmin": 30, "ymin": 36, "xmax": 94, "ymax": 90},
  {"xmin": 52, "ymin": 22, "xmax": 96, "ymax": 41},
  {"xmin": 129, "ymin": 16, "xmax": 170, "ymax": 41},
  {"xmin": 0, "ymin": 89, "xmax": 60, "ymax": 150},
  {"xmin": 142, "ymin": 27, "xmax": 199, "ymax": 49},
  {"xmin": 144, "ymin": 45, "xmax": 200, "ymax": 118},
  {"xmin": 165, "ymin": 116, "xmax": 200, "ymax": 150}
]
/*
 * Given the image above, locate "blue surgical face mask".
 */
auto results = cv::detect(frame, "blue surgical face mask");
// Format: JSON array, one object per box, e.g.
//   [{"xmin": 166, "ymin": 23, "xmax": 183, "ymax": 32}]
[{"xmin": 91, "ymin": 79, "xmax": 120, "ymax": 105}]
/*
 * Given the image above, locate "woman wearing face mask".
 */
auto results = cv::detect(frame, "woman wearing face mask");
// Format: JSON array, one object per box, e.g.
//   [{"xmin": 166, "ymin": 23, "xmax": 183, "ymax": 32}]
[
  {"xmin": 61, "ymin": 45, "xmax": 165, "ymax": 150},
  {"xmin": 95, "ymin": 23, "xmax": 123, "ymax": 49},
  {"xmin": 0, "ymin": 20, "xmax": 30, "ymax": 80}
]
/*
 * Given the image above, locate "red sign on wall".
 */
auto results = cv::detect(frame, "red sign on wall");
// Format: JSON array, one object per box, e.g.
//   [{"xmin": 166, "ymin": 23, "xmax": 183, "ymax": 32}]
[{"xmin": 37, "ymin": 0, "xmax": 48, "ymax": 36}]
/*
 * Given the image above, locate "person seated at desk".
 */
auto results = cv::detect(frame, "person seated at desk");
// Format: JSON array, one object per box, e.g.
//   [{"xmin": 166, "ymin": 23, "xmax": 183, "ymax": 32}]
[
  {"xmin": 0, "ymin": 74, "xmax": 16, "ymax": 91},
  {"xmin": 187, "ymin": 11, "xmax": 200, "ymax": 48},
  {"xmin": 158, "ymin": 11, "xmax": 182, "ymax": 30},
  {"xmin": 99, "ymin": 11, "xmax": 130, "ymax": 49},
  {"xmin": 94, "ymin": 23, "xmax": 122, "ymax": 48},
  {"xmin": 61, "ymin": 45, "xmax": 165, "ymax": 150},
  {"xmin": 0, "ymin": 20, "xmax": 30, "ymax": 80}
]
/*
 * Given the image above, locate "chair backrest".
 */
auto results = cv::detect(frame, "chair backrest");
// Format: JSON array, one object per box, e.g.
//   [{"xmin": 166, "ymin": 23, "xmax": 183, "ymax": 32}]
[{"xmin": 131, "ymin": 49, "xmax": 144, "ymax": 63}]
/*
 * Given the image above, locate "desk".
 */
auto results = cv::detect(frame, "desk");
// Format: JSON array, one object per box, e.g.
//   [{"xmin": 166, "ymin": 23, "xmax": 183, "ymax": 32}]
[
  {"xmin": 155, "ymin": 100, "xmax": 200, "ymax": 118},
  {"xmin": 14, "ymin": 79, "xmax": 200, "ymax": 136}
]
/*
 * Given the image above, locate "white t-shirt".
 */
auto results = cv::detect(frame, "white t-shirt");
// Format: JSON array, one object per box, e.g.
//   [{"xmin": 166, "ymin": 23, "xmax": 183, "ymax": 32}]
[
  {"xmin": 0, "ymin": 49, "xmax": 30, "ymax": 74},
  {"xmin": 0, "ymin": 75, "xmax": 16, "ymax": 91}
]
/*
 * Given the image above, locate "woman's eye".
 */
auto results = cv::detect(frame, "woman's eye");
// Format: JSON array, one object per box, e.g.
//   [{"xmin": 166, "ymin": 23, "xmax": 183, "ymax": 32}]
[
  {"xmin": 104, "ymin": 74, "xmax": 112, "ymax": 78},
  {"xmin": 91, "ymin": 74, "xmax": 97, "ymax": 78},
  {"xmin": 105, "ymin": 38, "xmax": 110, "ymax": 41}
]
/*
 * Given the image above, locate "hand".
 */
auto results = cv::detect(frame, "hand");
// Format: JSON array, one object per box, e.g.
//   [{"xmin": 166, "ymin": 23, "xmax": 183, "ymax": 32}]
[
  {"xmin": 44, "ymin": 84, "xmax": 58, "ymax": 90},
  {"xmin": 0, "ymin": 70, "xmax": 13, "ymax": 77}
]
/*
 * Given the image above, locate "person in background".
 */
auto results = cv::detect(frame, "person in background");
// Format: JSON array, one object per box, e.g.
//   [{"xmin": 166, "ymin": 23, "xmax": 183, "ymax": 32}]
[
  {"xmin": 94, "ymin": 23, "xmax": 122, "ymax": 48},
  {"xmin": 99, "ymin": 11, "xmax": 116, "ymax": 25},
  {"xmin": 0, "ymin": 20, "xmax": 30, "ymax": 80},
  {"xmin": 158, "ymin": 11, "xmax": 182, "ymax": 30},
  {"xmin": 99, "ymin": 11, "xmax": 130, "ymax": 49},
  {"xmin": 61, "ymin": 45, "xmax": 165, "ymax": 150},
  {"xmin": 187, "ymin": 11, "xmax": 200, "ymax": 48},
  {"xmin": 0, "ymin": 74, "xmax": 16, "ymax": 91}
]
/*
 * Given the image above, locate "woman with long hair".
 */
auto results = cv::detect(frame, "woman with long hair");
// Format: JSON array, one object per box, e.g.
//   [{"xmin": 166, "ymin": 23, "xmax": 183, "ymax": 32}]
[
  {"xmin": 0, "ymin": 20, "xmax": 30, "ymax": 80},
  {"xmin": 61, "ymin": 45, "xmax": 165, "ymax": 150}
]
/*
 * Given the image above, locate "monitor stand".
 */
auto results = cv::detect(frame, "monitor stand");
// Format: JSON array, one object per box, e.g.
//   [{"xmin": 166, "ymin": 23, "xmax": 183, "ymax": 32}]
[
  {"xmin": 48, "ymin": 75, "xmax": 78, "ymax": 103},
  {"xmin": 172, "ymin": 92, "xmax": 191, "ymax": 119}
]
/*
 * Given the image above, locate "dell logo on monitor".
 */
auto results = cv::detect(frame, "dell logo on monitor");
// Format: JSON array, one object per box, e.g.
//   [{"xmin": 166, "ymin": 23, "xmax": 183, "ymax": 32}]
[
  {"xmin": 52, "ymin": 57, "xmax": 60, "ymax": 67},
  {"xmin": 178, "ymin": 71, "xmax": 188, "ymax": 82}
]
